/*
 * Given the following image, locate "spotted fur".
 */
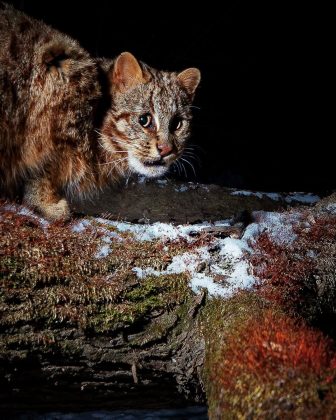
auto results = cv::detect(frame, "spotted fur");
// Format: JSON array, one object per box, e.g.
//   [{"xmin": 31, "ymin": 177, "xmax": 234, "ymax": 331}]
[{"xmin": 0, "ymin": 3, "xmax": 200, "ymax": 219}]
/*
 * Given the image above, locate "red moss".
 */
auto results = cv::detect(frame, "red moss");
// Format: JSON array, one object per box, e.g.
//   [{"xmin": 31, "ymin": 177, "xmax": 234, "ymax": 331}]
[
  {"xmin": 250, "ymin": 233, "xmax": 314, "ymax": 309},
  {"xmin": 249, "ymin": 213, "xmax": 336, "ymax": 313},
  {"xmin": 206, "ymin": 303, "xmax": 336, "ymax": 417},
  {"xmin": 218, "ymin": 310, "xmax": 335, "ymax": 389},
  {"xmin": 299, "ymin": 215, "xmax": 336, "ymax": 242}
]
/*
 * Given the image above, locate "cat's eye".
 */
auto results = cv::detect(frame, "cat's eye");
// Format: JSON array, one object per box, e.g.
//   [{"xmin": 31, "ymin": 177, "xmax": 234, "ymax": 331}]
[
  {"xmin": 170, "ymin": 116, "xmax": 183, "ymax": 132},
  {"xmin": 139, "ymin": 113, "xmax": 152, "ymax": 128}
]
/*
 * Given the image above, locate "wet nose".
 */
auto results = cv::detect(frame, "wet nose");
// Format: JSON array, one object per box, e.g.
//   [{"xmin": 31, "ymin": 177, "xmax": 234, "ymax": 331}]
[{"xmin": 158, "ymin": 143, "xmax": 173, "ymax": 157}]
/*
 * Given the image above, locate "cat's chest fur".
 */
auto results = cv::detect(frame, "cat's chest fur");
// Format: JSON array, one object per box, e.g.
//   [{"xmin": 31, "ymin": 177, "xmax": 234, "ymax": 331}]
[{"xmin": 0, "ymin": 2, "xmax": 200, "ymax": 220}]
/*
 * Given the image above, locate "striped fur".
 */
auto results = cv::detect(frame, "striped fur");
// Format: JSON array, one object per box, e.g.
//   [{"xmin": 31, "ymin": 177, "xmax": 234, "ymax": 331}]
[{"xmin": 0, "ymin": 3, "xmax": 200, "ymax": 219}]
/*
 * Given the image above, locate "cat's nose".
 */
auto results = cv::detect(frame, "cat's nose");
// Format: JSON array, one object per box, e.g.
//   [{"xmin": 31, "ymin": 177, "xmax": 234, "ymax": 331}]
[{"xmin": 157, "ymin": 143, "xmax": 173, "ymax": 157}]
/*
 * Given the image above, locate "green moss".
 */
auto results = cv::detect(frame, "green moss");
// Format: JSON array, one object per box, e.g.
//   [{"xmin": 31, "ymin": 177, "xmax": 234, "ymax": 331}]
[
  {"xmin": 88, "ymin": 273, "xmax": 191, "ymax": 333},
  {"xmin": 0, "ymin": 210, "xmax": 195, "ymax": 356}
]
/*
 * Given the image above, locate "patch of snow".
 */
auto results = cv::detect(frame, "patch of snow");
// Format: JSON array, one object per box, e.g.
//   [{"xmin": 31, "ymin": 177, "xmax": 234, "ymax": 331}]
[
  {"xmin": 132, "ymin": 267, "xmax": 146, "ymax": 279},
  {"xmin": 285, "ymin": 193, "xmax": 320, "ymax": 204},
  {"xmin": 95, "ymin": 218, "xmax": 215, "ymax": 242},
  {"xmin": 231, "ymin": 190, "xmax": 263, "ymax": 199},
  {"xmin": 190, "ymin": 274, "xmax": 229, "ymax": 297},
  {"xmin": 219, "ymin": 237, "xmax": 251, "ymax": 258},
  {"xmin": 326, "ymin": 203, "xmax": 336, "ymax": 214},
  {"xmin": 72, "ymin": 220, "xmax": 91, "ymax": 233},
  {"xmin": 231, "ymin": 190, "xmax": 320, "ymax": 205},
  {"xmin": 137, "ymin": 175, "xmax": 147, "ymax": 184},
  {"xmin": 156, "ymin": 179, "xmax": 168, "ymax": 186},
  {"xmin": 3, "ymin": 204, "xmax": 50, "ymax": 228},
  {"xmin": 306, "ymin": 250, "xmax": 317, "ymax": 258},
  {"xmin": 101, "ymin": 236, "xmax": 112, "ymax": 243},
  {"xmin": 232, "ymin": 189, "xmax": 283, "ymax": 201},
  {"xmin": 133, "ymin": 236, "xmax": 257, "ymax": 298},
  {"xmin": 244, "ymin": 211, "xmax": 303, "ymax": 245},
  {"xmin": 191, "ymin": 260, "xmax": 255, "ymax": 298},
  {"xmin": 175, "ymin": 185, "xmax": 189, "ymax": 192},
  {"xmin": 214, "ymin": 219, "xmax": 231, "ymax": 227},
  {"xmin": 264, "ymin": 192, "xmax": 282, "ymax": 201},
  {"xmin": 167, "ymin": 247, "xmax": 210, "ymax": 273},
  {"xmin": 95, "ymin": 244, "xmax": 111, "ymax": 259},
  {"xmin": 228, "ymin": 260, "xmax": 255, "ymax": 290}
]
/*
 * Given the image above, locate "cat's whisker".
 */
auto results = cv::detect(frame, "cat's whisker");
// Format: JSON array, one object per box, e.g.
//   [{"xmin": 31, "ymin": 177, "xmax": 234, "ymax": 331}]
[
  {"xmin": 107, "ymin": 158, "xmax": 129, "ymax": 178},
  {"xmin": 183, "ymin": 148, "xmax": 202, "ymax": 159},
  {"xmin": 182, "ymin": 152, "xmax": 202, "ymax": 165},
  {"xmin": 176, "ymin": 158, "xmax": 188, "ymax": 179},
  {"xmin": 184, "ymin": 146, "xmax": 198, "ymax": 152},
  {"xmin": 98, "ymin": 133, "xmax": 142, "ymax": 153},
  {"xmin": 175, "ymin": 160, "xmax": 182, "ymax": 176},
  {"xmin": 180, "ymin": 105, "xmax": 201, "ymax": 113},
  {"xmin": 180, "ymin": 157, "xmax": 196, "ymax": 177},
  {"xmin": 172, "ymin": 161, "xmax": 181, "ymax": 176},
  {"xmin": 99, "ymin": 157, "xmax": 129, "ymax": 166},
  {"xmin": 184, "ymin": 105, "xmax": 201, "ymax": 110},
  {"xmin": 181, "ymin": 162, "xmax": 188, "ymax": 179},
  {"xmin": 183, "ymin": 148, "xmax": 199, "ymax": 157},
  {"xmin": 111, "ymin": 140, "xmax": 141, "ymax": 153},
  {"xmin": 186, "ymin": 143, "xmax": 205, "ymax": 153}
]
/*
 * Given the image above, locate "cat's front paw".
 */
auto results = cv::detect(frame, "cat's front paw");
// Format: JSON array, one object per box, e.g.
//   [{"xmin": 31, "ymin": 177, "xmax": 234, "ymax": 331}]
[{"xmin": 40, "ymin": 198, "xmax": 71, "ymax": 221}]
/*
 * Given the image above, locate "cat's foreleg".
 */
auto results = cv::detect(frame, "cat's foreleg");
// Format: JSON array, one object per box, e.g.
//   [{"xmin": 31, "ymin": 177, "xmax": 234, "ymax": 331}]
[{"xmin": 23, "ymin": 178, "xmax": 70, "ymax": 221}]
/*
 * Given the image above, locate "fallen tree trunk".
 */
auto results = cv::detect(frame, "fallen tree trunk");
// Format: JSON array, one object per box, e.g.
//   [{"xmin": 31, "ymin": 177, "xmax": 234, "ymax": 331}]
[
  {"xmin": 0, "ymin": 202, "xmax": 208, "ymax": 413},
  {"xmin": 0, "ymin": 188, "xmax": 329, "ymax": 416}
]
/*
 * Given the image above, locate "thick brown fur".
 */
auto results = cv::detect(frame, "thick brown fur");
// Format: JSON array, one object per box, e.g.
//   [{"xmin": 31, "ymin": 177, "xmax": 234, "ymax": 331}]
[{"xmin": 0, "ymin": 3, "xmax": 200, "ymax": 220}]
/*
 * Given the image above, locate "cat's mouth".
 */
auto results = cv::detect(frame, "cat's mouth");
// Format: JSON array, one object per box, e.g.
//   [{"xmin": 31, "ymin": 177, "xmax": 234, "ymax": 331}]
[
  {"xmin": 143, "ymin": 159, "xmax": 166, "ymax": 167},
  {"xmin": 128, "ymin": 155, "xmax": 172, "ymax": 178}
]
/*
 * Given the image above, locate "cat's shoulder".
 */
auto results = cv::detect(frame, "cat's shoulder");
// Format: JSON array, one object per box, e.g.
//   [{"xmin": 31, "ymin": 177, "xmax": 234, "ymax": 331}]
[{"xmin": 0, "ymin": 3, "xmax": 99, "ymax": 90}]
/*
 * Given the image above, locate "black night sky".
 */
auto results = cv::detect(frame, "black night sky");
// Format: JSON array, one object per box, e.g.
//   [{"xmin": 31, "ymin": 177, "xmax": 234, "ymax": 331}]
[{"xmin": 6, "ymin": 1, "xmax": 332, "ymax": 192}]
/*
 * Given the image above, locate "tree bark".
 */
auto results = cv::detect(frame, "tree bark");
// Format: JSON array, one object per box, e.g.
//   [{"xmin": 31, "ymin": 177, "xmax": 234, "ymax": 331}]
[
  {"xmin": 0, "ymin": 201, "xmax": 208, "ymax": 412},
  {"xmin": 0, "ymin": 292, "xmax": 206, "ymax": 412}
]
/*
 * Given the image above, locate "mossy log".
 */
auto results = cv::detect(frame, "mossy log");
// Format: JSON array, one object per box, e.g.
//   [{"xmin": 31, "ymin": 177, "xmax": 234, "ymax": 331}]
[
  {"xmin": 0, "ymin": 279, "xmax": 206, "ymax": 412},
  {"xmin": 0, "ymin": 207, "xmax": 208, "ymax": 411},
  {"xmin": 1, "ymin": 191, "xmax": 332, "ymax": 417}
]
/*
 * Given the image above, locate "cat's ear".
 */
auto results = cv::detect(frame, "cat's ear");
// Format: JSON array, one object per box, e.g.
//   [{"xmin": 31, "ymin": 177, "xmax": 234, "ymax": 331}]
[
  {"xmin": 177, "ymin": 68, "xmax": 201, "ymax": 96},
  {"xmin": 111, "ymin": 52, "xmax": 144, "ymax": 92}
]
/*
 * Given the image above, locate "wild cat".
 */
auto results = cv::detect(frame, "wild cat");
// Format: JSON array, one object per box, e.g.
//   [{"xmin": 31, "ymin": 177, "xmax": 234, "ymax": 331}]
[{"xmin": 0, "ymin": 3, "xmax": 200, "ymax": 220}]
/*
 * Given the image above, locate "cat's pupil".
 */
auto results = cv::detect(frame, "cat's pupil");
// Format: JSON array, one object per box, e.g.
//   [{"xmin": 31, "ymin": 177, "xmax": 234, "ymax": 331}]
[{"xmin": 139, "ymin": 113, "xmax": 152, "ymax": 128}]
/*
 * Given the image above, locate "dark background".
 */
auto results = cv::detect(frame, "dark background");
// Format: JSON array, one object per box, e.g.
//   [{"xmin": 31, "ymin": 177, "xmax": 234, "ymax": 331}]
[{"xmin": 6, "ymin": 1, "xmax": 332, "ymax": 192}]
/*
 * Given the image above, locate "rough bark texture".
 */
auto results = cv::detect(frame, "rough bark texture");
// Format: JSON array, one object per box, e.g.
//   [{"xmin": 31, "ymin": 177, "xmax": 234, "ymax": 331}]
[{"xmin": 0, "ymin": 290, "xmax": 206, "ymax": 412}]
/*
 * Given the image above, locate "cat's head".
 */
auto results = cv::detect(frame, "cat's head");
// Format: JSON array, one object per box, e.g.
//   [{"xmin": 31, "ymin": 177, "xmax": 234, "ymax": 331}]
[{"xmin": 100, "ymin": 52, "xmax": 200, "ymax": 178}]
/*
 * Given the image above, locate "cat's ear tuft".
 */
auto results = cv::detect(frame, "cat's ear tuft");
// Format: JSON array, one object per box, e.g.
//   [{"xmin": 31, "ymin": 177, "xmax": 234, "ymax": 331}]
[
  {"xmin": 177, "ymin": 68, "xmax": 201, "ymax": 96},
  {"xmin": 112, "ymin": 52, "xmax": 144, "ymax": 92}
]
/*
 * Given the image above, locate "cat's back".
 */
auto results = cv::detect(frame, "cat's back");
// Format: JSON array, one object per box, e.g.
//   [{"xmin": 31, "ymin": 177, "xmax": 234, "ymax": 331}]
[
  {"xmin": 0, "ymin": 2, "xmax": 51, "ymax": 132},
  {"xmin": 0, "ymin": 2, "xmax": 101, "ymax": 190}
]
